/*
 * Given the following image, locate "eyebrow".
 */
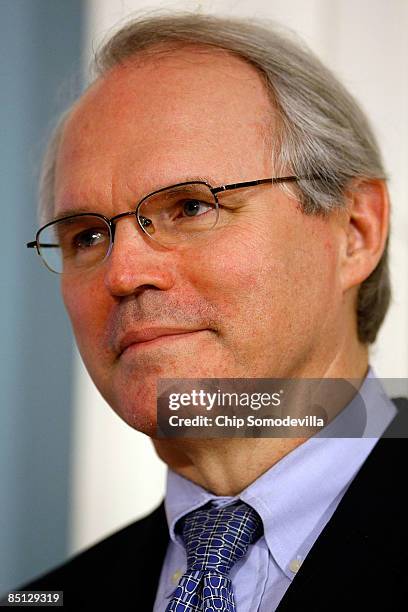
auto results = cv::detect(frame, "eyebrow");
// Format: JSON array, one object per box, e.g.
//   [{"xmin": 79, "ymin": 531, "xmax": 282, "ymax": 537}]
[
  {"xmin": 51, "ymin": 207, "xmax": 100, "ymax": 222},
  {"xmin": 52, "ymin": 175, "xmax": 217, "ymax": 223}
]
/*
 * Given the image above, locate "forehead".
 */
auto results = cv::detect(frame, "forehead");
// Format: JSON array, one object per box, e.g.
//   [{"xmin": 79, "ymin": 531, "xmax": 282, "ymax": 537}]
[{"xmin": 55, "ymin": 45, "xmax": 275, "ymax": 215}]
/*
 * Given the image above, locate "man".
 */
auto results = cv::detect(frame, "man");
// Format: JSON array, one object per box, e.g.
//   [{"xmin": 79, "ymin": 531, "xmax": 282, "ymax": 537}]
[{"xmin": 12, "ymin": 12, "xmax": 406, "ymax": 611}]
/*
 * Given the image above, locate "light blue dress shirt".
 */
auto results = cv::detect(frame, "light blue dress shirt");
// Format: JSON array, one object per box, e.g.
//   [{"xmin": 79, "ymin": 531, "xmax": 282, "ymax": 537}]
[{"xmin": 153, "ymin": 367, "xmax": 396, "ymax": 611}]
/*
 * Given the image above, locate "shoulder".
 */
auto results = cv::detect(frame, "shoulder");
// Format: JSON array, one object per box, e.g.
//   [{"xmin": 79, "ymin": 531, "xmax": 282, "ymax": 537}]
[
  {"xmin": 278, "ymin": 401, "xmax": 408, "ymax": 610},
  {"xmin": 327, "ymin": 395, "xmax": 408, "ymax": 538},
  {"xmin": 383, "ymin": 396, "xmax": 408, "ymax": 437},
  {"xmin": 14, "ymin": 502, "xmax": 168, "ymax": 608}
]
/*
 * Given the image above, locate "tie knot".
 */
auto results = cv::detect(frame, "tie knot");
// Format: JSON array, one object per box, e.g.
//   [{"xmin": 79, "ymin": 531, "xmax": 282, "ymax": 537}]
[{"xmin": 179, "ymin": 501, "xmax": 263, "ymax": 576}]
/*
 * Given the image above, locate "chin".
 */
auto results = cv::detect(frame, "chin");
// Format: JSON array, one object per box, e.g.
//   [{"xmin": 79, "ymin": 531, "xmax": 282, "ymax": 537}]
[
  {"xmin": 108, "ymin": 381, "xmax": 159, "ymax": 436},
  {"xmin": 119, "ymin": 406, "xmax": 157, "ymax": 437}
]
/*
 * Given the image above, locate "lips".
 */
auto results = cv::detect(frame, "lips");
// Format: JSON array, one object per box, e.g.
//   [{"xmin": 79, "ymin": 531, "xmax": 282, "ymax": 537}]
[{"xmin": 117, "ymin": 327, "xmax": 207, "ymax": 355}]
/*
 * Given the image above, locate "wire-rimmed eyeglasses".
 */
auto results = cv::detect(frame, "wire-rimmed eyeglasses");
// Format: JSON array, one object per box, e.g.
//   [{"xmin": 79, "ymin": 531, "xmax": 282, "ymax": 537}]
[{"xmin": 26, "ymin": 175, "xmax": 312, "ymax": 275}]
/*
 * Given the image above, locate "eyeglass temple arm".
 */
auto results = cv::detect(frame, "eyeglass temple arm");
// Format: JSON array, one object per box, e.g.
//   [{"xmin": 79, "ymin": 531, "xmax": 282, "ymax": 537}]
[
  {"xmin": 27, "ymin": 241, "xmax": 58, "ymax": 248},
  {"xmin": 212, "ymin": 175, "xmax": 304, "ymax": 195}
]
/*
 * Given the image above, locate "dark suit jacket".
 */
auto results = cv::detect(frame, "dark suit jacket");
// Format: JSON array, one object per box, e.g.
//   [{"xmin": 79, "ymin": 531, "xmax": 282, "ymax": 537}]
[{"xmin": 8, "ymin": 398, "xmax": 408, "ymax": 610}]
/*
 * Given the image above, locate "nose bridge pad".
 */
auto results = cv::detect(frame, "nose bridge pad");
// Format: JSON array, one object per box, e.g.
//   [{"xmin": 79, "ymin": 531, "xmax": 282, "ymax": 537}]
[
  {"xmin": 110, "ymin": 221, "xmax": 116, "ymax": 243},
  {"xmin": 139, "ymin": 214, "xmax": 155, "ymax": 235},
  {"xmin": 110, "ymin": 211, "xmax": 140, "ymax": 246},
  {"xmin": 109, "ymin": 211, "xmax": 159, "ymax": 264}
]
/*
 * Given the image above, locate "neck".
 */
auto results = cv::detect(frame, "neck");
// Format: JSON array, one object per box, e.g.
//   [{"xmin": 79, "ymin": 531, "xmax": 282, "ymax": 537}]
[
  {"xmin": 153, "ymin": 341, "xmax": 369, "ymax": 496},
  {"xmin": 153, "ymin": 437, "xmax": 309, "ymax": 496}
]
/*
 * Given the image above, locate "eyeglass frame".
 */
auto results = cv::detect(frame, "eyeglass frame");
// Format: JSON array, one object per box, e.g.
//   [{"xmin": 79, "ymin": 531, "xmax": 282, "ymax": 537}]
[{"xmin": 26, "ymin": 175, "xmax": 314, "ymax": 273}]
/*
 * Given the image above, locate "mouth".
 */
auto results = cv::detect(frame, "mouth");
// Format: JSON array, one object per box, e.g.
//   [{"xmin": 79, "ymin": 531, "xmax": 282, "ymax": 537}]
[{"xmin": 118, "ymin": 328, "xmax": 211, "ymax": 356}]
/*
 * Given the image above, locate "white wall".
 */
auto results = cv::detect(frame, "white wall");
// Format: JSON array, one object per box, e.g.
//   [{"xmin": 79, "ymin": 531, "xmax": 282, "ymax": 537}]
[{"xmin": 69, "ymin": 0, "xmax": 408, "ymax": 555}]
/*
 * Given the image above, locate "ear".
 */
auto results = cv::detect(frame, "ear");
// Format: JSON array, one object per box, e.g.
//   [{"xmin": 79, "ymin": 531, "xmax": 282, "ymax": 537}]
[{"xmin": 339, "ymin": 179, "xmax": 390, "ymax": 293}]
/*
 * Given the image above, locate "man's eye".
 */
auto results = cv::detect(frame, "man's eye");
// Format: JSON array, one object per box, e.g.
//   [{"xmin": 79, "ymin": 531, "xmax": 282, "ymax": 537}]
[
  {"xmin": 181, "ymin": 199, "xmax": 213, "ymax": 217},
  {"xmin": 73, "ymin": 229, "xmax": 108, "ymax": 249}
]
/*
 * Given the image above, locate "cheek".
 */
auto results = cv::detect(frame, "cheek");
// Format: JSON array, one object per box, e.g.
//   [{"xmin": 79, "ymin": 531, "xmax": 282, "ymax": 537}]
[
  {"xmin": 182, "ymin": 217, "xmax": 340, "ymax": 329},
  {"xmin": 186, "ymin": 234, "xmax": 264, "ymax": 316},
  {"xmin": 61, "ymin": 277, "xmax": 109, "ymax": 356},
  {"xmin": 280, "ymin": 227, "xmax": 342, "ymax": 332}
]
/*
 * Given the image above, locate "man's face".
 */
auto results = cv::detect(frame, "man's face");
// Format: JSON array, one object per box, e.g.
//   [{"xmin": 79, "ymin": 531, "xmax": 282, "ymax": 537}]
[{"xmin": 55, "ymin": 47, "xmax": 345, "ymax": 435}]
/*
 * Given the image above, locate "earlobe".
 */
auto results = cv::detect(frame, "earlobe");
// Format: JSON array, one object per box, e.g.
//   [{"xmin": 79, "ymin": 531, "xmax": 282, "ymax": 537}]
[{"xmin": 340, "ymin": 179, "xmax": 390, "ymax": 292}]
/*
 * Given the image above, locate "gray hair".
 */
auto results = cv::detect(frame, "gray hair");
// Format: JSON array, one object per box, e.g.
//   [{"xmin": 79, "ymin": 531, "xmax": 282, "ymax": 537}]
[{"xmin": 39, "ymin": 12, "xmax": 391, "ymax": 344}]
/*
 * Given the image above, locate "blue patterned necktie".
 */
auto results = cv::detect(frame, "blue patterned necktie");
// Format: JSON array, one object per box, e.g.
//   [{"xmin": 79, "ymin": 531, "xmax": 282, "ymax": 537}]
[{"xmin": 165, "ymin": 500, "xmax": 263, "ymax": 612}]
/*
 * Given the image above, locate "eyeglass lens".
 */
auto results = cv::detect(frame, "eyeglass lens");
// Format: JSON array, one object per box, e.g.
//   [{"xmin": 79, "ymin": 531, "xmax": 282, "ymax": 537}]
[
  {"xmin": 38, "ymin": 183, "xmax": 219, "ymax": 274},
  {"xmin": 37, "ymin": 215, "xmax": 112, "ymax": 274},
  {"xmin": 137, "ymin": 183, "xmax": 218, "ymax": 244}
]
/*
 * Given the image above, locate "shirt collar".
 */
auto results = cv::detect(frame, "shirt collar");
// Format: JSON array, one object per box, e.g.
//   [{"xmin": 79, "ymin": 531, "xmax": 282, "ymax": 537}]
[{"xmin": 164, "ymin": 366, "xmax": 396, "ymax": 579}]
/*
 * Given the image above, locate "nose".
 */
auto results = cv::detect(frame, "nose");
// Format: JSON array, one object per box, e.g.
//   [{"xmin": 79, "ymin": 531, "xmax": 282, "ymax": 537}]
[{"xmin": 103, "ymin": 214, "xmax": 175, "ymax": 297}]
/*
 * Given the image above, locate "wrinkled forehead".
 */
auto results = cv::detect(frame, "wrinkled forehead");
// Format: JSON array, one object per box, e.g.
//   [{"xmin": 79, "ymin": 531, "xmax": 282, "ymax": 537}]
[{"xmin": 54, "ymin": 45, "xmax": 276, "ymax": 215}]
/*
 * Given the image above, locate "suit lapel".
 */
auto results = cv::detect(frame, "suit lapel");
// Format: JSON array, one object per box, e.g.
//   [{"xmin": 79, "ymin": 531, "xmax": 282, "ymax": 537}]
[
  {"xmin": 129, "ymin": 502, "xmax": 169, "ymax": 608},
  {"xmin": 276, "ymin": 399, "xmax": 408, "ymax": 609}
]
